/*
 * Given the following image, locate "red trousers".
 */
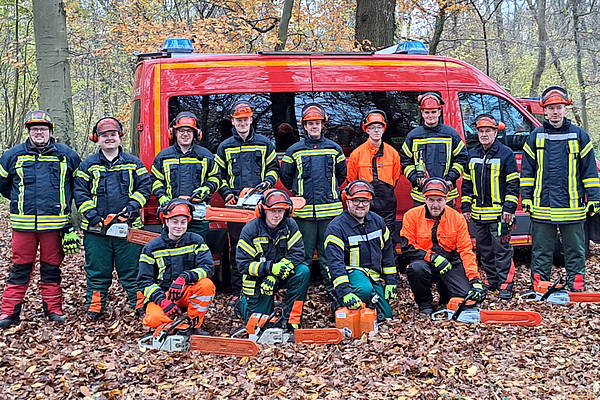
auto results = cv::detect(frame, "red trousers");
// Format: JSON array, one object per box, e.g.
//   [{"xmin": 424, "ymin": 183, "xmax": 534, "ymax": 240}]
[
  {"xmin": 1, "ymin": 230, "xmax": 64, "ymax": 317},
  {"xmin": 143, "ymin": 278, "xmax": 216, "ymax": 329}
]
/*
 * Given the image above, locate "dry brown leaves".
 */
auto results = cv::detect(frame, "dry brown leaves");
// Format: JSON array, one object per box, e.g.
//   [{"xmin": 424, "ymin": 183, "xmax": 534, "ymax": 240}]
[{"xmin": 1, "ymin": 203, "xmax": 599, "ymax": 399}]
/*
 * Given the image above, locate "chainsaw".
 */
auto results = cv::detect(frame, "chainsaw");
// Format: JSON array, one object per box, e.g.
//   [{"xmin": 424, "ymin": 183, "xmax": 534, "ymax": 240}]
[
  {"xmin": 520, "ymin": 275, "xmax": 600, "ymax": 304},
  {"xmin": 229, "ymin": 187, "xmax": 306, "ymax": 211},
  {"xmin": 431, "ymin": 294, "xmax": 542, "ymax": 326},
  {"xmin": 87, "ymin": 211, "xmax": 130, "ymax": 238}
]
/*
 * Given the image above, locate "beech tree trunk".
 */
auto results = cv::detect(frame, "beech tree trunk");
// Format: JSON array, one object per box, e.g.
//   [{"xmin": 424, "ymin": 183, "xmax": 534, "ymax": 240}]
[
  {"xmin": 355, "ymin": 0, "xmax": 396, "ymax": 50},
  {"xmin": 275, "ymin": 0, "xmax": 294, "ymax": 51},
  {"xmin": 528, "ymin": 0, "xmax": 547, "ymax": 97}
]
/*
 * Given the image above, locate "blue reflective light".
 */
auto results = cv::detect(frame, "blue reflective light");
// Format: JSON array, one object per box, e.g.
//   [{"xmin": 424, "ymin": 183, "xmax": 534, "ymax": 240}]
[
  {"xmin": 396, "ymin": 41, "xmax": 428, "ymax": 55},
  {"xmin": 162, "ymin": 38, "xmax": 194, "ymax": 53}
]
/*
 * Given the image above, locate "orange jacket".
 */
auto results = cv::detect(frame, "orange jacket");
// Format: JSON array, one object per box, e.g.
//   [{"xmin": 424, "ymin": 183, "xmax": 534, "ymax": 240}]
[
  {"xmin": 347, "ymin": 141, "xmax": 401, "ymax": 186},
  {"xmin": 399, "ymin": 205, "xmax": 479, "ymax": 280}
]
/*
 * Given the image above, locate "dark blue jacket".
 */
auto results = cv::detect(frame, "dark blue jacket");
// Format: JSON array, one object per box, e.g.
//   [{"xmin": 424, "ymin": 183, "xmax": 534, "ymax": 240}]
[
  {"xmin": 74, "ymin": 148, "xmax": 151, "ymax": 230},
  {"xmin": 138, "ymin": 229, "xmax": 214, "ymax": 304},
  {"xmin": 0, "ymin": 138, "xmax": 80, "ymax": 231},
  {"xmin": 151, "ymin": 143, "xmax": 220, "ymax": 199},
  {"xmin": 214, "ymin": 128, "xmax": 279, "ymax": 197},
  {"xmin": 461, "ymin": 140, "xmax": 520, "ymax": 221},
  {"xmin": 236, "ymin": 217, "xmax": 304, "ymax": 297},
  {"xmin": 521, "ymin": 118, "xmax": 600, "ymax": 223},
  {"xmin": 280, "ymin": 135, "xmax": 346, "ymax": 219},
  {"xmin": 325, "ymin": 210, "xmax": 397, "ymax": 298}
]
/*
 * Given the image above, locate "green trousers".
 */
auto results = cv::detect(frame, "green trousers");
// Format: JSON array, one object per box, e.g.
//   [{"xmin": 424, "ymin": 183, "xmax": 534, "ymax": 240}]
[
  {"xmin": 239, "ymin": 263, "xmax": 310, "ymax": 325},
  {"xmin": 83, "ymin": 232, "xmax": 142, "ymax": 313},
  {"xmin": 348, "ymin": 269, "xmax": 392, "ymax": 319},
  {"xmin": 295, "ymin": 218, "xmax": 333, "ymax": 288},
  {"xmin": 531, "ymin": 221, "xmax": 586, "ymax": 290}
]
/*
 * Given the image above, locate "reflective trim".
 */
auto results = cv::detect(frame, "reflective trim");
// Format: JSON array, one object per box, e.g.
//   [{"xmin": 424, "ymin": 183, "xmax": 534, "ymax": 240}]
[
  {"xmin": 333, "ymin": 275, "xmax": 349, "ymax": 288},
  {"xmin": 324, "ymin": 234, "xmax": 345, "ymax": 249}
]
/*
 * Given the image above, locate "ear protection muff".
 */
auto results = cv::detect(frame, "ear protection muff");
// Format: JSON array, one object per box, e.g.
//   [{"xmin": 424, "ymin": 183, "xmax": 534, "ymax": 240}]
[
  {"xmin": 474, "ymin": 113, "xmax": 506, "ymax": 131},
  {"xmin": 168, "ymin": 112, "xmax": 201, "ymax": 142},
  {"xmin": 254, "ymin": 189, "xmax": 294, "ymax": 219},
  {"xmin": 341, "ymin": 179, "xmax": 375, "ymax": 203},
  {"xmin": 361, "ymin": 109, "xmax": 387, "ymax": 132},
  {"xmin": 158, "ymin": 198, "xmax": 195, "ymax": 224},
  {"xmin": 90, "ymin": 117, "xmax": 124, "ymax": 142}
]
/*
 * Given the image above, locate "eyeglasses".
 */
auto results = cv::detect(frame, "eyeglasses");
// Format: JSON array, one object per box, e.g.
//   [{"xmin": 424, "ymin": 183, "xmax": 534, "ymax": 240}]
[
  {"xmin": 350, "ymin": 199, "xmax": 370, "ymax": 206},
  {"xmin": 29, "ymin": 127, "xmax": 49, "ymax": 133},
  {"xmin": 177, "ymin": 128, "xmax": 195, "ymax": 134}
]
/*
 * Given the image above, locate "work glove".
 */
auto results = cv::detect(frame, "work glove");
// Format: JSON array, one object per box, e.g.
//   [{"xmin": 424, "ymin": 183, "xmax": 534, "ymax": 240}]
[
  {"xmin": 271, "ymin": 260, "xmax": 294, "ymax": 280},
  {"xmin": 62, "ymin": 229, "xmax": 80, "ymax": 255},
  {"xmin": 342, "ymin": 293, "xmax": 362, "ymax": 310},
  {"xmin": 430, "ymin": 253, "xmax": 452, "ymax": 275},
  {"xmin": 385, "ymin": 284, "xmax": 397, "ymax": 301},
  {"xmin": 223, "ymin": 192, "xmax": 237, "ymax": 205},
  {"xmin": 88, "ymin": 215, "xmax": 103, "ymax": 228},
  {"xmin": 167, "ymin": 276, "xmax": 187, "ymax": 302},
  {"xmin": 499, "ymin": 221, "xmax": 513, "ymax": 244},
  {"xmin": 587, "ymin": 200, "xmax": 600, "ymax": 216},
  {"xmin": 260, "ymin": 276, "xmax": 277, "ymax": 296},
  {"xmin": 192, "ymin": 186, "xmax": 211, "ymax": 203},
  {"xmin": 467, "ymin": 278, "xmax": 486, "ymax": 302},
  {"xmin": 521, "ymin": 199, "xmax": 533, "ymax": 215},
  {"xmin": 121, "ymin": 204, "xmax": 137, "ymax": 218},
  {"xmin": 159, "ymin": 298, "xmax": 182, "ymax": 319},
  {"xmin": 254, "ymin": 180, "xmax": 272, "ymax": 193},
  {"xmin": 158, "ymin": 195, "xmax": 171, "ymax": 206}
]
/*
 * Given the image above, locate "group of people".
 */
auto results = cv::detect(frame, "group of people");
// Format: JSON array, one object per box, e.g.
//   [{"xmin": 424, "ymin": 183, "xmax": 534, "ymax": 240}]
[{"xmin": 0, "ymin": 84, "xmax": 597, "ymax": 334}]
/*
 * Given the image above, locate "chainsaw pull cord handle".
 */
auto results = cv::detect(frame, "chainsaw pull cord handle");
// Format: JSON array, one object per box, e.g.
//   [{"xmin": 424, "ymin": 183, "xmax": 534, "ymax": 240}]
[
  {"xmin": 540, "ymin": 275, "xmax": 565, "ymax": 301},
  {"xmin": 451, "ymin": 292, "xmax": 475, "ymax": 321}
]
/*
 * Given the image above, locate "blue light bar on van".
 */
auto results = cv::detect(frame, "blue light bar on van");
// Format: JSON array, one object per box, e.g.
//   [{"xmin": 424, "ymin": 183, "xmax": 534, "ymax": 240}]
[
  {"xmin": 162, "ymin": 38, "xmax": 194, "ymax": 53},
  {"xmin": 396, "ymin": 41, "xmax": 428, "ymax": 55}
]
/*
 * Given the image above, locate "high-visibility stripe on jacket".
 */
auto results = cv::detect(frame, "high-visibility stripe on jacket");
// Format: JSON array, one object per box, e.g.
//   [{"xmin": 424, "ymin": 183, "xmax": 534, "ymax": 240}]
[
  {"xmin": 214, "ymin": 128, "xmax": 279, "ymax": 196},
  {"xmin": 74, "ymin": 149, "xmax": 151, "ymax": 230},
  {"xmin": 280, "ymin": 136, "xmax": 346, "ymax": 219},
  {"xmin": 151, "ymin": 143, "xmax": 220, "ymax": 199},
  {"xmin": 521, "ymin": 119, "xmax": 600, "ymax": 223},
  {"xmin": 399, "ymin": 205, "xmax": 480, "ymax": 280},
  {"xmin": 347, "ymin": 141, "xmax": 401, "ymax": 186},
  {"xmin": 0, "ymin": 139, "xmax": 81, "ymax": 231},
  {"xmin": 324, "ymin": 210, "xmax": 397, "ymax": 298},
  {"xmin": 400, "ymin": 123, "xmax": 468, "ymax": 201},
  {"xmin": 461, "ymin": 140, "xmax": 520, "ymax": 221},
  {"xmin": 137, "ymin": 229, "xmax": 214, "ymax": 304},
  {"xmin": 236, "ymin": 217, "xmax": 305, "ymax": 296}
]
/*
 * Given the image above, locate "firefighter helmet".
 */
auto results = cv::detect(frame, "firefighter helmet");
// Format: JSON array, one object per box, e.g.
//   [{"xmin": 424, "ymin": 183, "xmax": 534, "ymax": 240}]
[{"xmin": 24, "ymin": 110, "xmax": 54, "ymax": 131}]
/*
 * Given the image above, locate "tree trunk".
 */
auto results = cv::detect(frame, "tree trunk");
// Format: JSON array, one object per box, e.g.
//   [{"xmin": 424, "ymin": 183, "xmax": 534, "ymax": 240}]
[
  {"xmin": 32, "ymin": 0, "xmax": 74, "ymax": 146},
  {"xmin": 548, "ymin": 46, "xmax": 583, "ymax": 126},
  {"xmin": 429, "ymin": 3, "xmax": 447, "ymax": 55},
  {"xmin": 355, "ymin": 0, "xmax": 396, "ymax": 50},
  {"xmin": 528, "ymin": 0, "xmax": 547, "ymax": 97},
  {"xmin": 275, "ymin": 0, "xmax": 294, "ymax": 51},
  {"xmin": 570, "ymin": 0, "xmax": 588, "ymax": 131}
]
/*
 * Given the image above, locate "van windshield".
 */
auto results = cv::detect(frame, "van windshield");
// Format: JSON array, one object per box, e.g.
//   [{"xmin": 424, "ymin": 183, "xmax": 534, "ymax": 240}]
[{"xmin": 168, "ymin": 91, "xmax": 435, "ymax": 155}]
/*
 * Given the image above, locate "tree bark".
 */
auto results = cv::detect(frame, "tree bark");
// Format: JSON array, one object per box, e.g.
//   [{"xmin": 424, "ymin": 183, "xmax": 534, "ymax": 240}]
[
  {"xmin": 429, "ymin": 3, "xmax": 447, "ymax": 55},
  {"xmin": 570, "ymin": 0, "xmax": 588, "ymax": 131},
  {"xmin": 355, "ymin": 0, "xmax": 396, "ymax": 50},
  {"xmin": 548, "ymin": 46, "xmax": 583, "ymax": 126},
  {"xmin": 32, "ymin": 0, "xmax": 74, "ymax": 146},
  {"xmin": 275, "ymin": 0, "xmax": 294, "ymax": 51},
  {"xmin": 528, "ymin": 0, "xmax": 547, "ymax": 97}
]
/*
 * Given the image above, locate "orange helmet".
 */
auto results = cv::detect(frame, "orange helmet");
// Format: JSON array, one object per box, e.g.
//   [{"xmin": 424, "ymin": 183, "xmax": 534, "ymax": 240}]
[
  {"xmin": 255, "ymin": 189, "xmax": 293, "ymax": 218},
  {"xmin": 539, "ymin": 86, "xmax": 572, "ymax": 107},
  {"xmin": 418, "ymin": 92, "xmax": 444, "ymax": 109},
  {"xmin": 422, "ymin": 178, "xmax": 449, "ymax": 197},
  {"xmin": 168, "ymin": 112, "xmax": 201, "ymax": 141},
  {"xmin": 231, "ymin": 101, "xmax": 254, "ymax": 119},
  {"xmin": 475, "ymin": 114, "xmax": 505, "ymax": 131},
  {"xmin": 342, "ymin": 180, "xmax": 374, "ymax": 202},
  {"xmin": 159, "ymin": 199, "xmax": 194, "ymax": 223},
  {"xmin": 300, "ymin": 103, "xmax": 328, "ymax": 124},
  {"xmin": 362, "ymin": 110, "xmax": 387, "ymax": 132}
]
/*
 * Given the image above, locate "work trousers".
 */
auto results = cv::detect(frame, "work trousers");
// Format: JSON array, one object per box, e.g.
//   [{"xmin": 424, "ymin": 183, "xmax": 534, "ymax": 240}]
[
  {"xmin": 347, "ymin": 269, "xmax": 392, "ymax": 319},
  {"xmin": 295, "ymin": 218, "xmax": 333, "ymax": 289},
  {"xmin": 228, "ymin": 222, "xmax": 245, "ymax": 295},
  {"xmin": 406, "ymin": 259, "xmax": 470, "ymax": 308},
  {"xmin": 472, "ymin": 220, "xmax": 515, "ymax": 292}
]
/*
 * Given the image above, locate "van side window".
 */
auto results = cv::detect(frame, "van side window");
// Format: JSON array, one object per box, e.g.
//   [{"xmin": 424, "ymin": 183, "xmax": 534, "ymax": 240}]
[
  {"xmin": 130, "ymin": 99, "xmax": 141, "ymax": 156},
  {"xmin": 459, "ymin": 92, "xmax": 532, "ymax": 151}
]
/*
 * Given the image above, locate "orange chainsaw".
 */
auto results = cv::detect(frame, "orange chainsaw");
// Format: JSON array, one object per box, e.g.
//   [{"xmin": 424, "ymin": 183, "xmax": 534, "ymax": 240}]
[
  {"xmin": 87, "ymin": 211, "xmax": 130, "ymax": 238},
  {"xmin": 431, "ymin": 294, "xmax": 542, "ymax": 326},
  {"xmin": 230, "ymin": 187, "xmax": 306, "ymax": 211},
  {"xmin": 520, "ymin": 275, "xmax": 600, "ymax": 304}
]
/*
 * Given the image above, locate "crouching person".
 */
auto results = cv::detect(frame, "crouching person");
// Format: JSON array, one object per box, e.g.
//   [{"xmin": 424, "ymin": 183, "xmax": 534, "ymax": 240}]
[
  {"xmin": 400, "ymin": 178, "xmax": 485, "ymax": 315},
  {"xmin": 325, "ymin": 180, "xmax": 398, "ymax": 320},
  {"xmin": 138, "ymin": 199, "xmax": 215, "ymax": 334},
  {"xmin": 236, "ymin": 190, "xmax": 309, "ymax": 329}
]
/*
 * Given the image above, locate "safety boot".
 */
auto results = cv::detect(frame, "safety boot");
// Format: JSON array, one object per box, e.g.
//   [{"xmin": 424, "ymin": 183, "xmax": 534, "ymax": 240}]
[
  {"xmin": 46, "ymin": 312, "xmax": 67, "ymax": 323},
  {"xmin": 0, "ymin": 314, "xmax": 20, "ymax": 329},
  {"xmin": 498, "ymin": 289, "xmax": 513, "ymax": 300},
  {"xmin": 417, "ymin": 303, "xmax": 433, "ymax": 316},
  {"xmin": 87, "ymin": 311, "xmax": 102, "ymax": 321}
]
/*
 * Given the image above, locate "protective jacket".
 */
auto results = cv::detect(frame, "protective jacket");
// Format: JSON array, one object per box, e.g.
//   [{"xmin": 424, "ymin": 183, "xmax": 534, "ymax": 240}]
[
  {"xmin": 280, "ymin": 135, "xmax": 346, "ymax": 219},
  {"xmin": 521, "ymin": 118, "xmax": 600, "ymax": 223},
  {"xmin": 400, "ymin": 123, "xmax": 468, "ymax": 202},
  {"xmin": 138, "ymin": 229, "xmax": 214, "ymax": 304},
  {"xmin": 215, "ymin": 127, "xmax": 279, "ymax": 197},
  {"xmin": 399, "ymin": 205, "xmax": 479, "ymax": 280},
  {"xmin": 236, "ymin": 217, "xmax": 304, "ymax": 297},
  {"xmin": 347, "ymin": 141, "xmax": 401, "ymax": 226},
  {"xmin": 461, "ymin": 140, "xmax": 520, "ymax": 221},
  {"xmin": 324, "ymin": 210, "xmax": 397, "ymax": 298},
  {"xmin": 151, "ymin": 143, "xmax": 220, "ymax": 199},
  {"xmin": 74, "ymin": 148, "xmax": 151, "ymax": 230},
  {"xmin": 0, "ymin": 138, "xmax": 81, "ymax": 231}
]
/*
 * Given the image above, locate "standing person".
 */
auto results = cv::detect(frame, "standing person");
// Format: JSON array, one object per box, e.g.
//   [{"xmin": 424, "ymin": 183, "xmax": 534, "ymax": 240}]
[
  {"xmin": 400, "ymin": 178, "xmax": 485, "ymax": 315},
  {"xmin": 324, "ymin": 180, "xmax": 398, "ymax": 320},
  {"xmin": 214, "ymin": 101, "xmax": 280, "ymax": 305},
  {"xmin": 138, "ymin": 199, "xmax": 215, "ymax": 334},
  {"xmin": 400, "ymin": 92, "xmax": 468, "ymax": 206},
  {"xmin": 0, "ymin": 110, "xmax": 81, "ymax": 328},
  {"xmin": 151, "ymin": 112, "xmax": 220, "ymax": 239},
  {"xmin": 347, "ymin": 109, "xmax": 401, "ymax": 233},
  {"xmin": 462, "ymin": 114, "xmax": 520, "ymax": 299},
  {"xmin": 521, "ymin": 86, "xmax": 600, "ymax": 291},
  {"xmin": 280, "ymin": 103, "xmax": 346, "ymax": 293},
  {"xmin": 236, "ymin": 190, "xmax": 309, "ymax": 328},
  {"xmin": 74, "ymin": 117, "xmax": 151, "ymax": 320}
]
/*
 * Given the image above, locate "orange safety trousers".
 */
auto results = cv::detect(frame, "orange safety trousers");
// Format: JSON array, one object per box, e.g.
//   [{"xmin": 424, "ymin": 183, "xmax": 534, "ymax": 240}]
[{"xmin": 143, "ymin": 278, "xmax": 216, "ymax": 328}]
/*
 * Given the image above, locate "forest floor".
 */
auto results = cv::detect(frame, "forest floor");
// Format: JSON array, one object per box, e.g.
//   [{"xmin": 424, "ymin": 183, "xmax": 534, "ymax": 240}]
[{"xmin": 1, "ymin": 204, "xmax": 599, "ymax": 400}]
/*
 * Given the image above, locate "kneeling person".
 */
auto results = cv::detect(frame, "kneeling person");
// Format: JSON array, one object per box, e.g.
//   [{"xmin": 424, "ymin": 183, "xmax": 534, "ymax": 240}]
[
  {"xmin": 236, "ymin": 190, "xmax": 309, "ymax": 329},
  {"xmin": 400, "ymin": 178, "xmax": 485, "ymax": 315},
  {"xmin": 325, "ymin": 180, "xmax": 398, "ymax": 320},
  {"xmin": 138, "ymin": 199, "xmax": 216, "ymax": 334}
]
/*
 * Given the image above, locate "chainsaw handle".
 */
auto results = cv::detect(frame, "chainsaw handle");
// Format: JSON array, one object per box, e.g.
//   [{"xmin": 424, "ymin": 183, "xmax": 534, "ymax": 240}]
[
  {"xmin": 540, "ymin": 276, "xmax": 564, "ymax": 301},
  {"xmin": 451, "ymin": 292, "xmax": 474, "ymax": 321}
]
